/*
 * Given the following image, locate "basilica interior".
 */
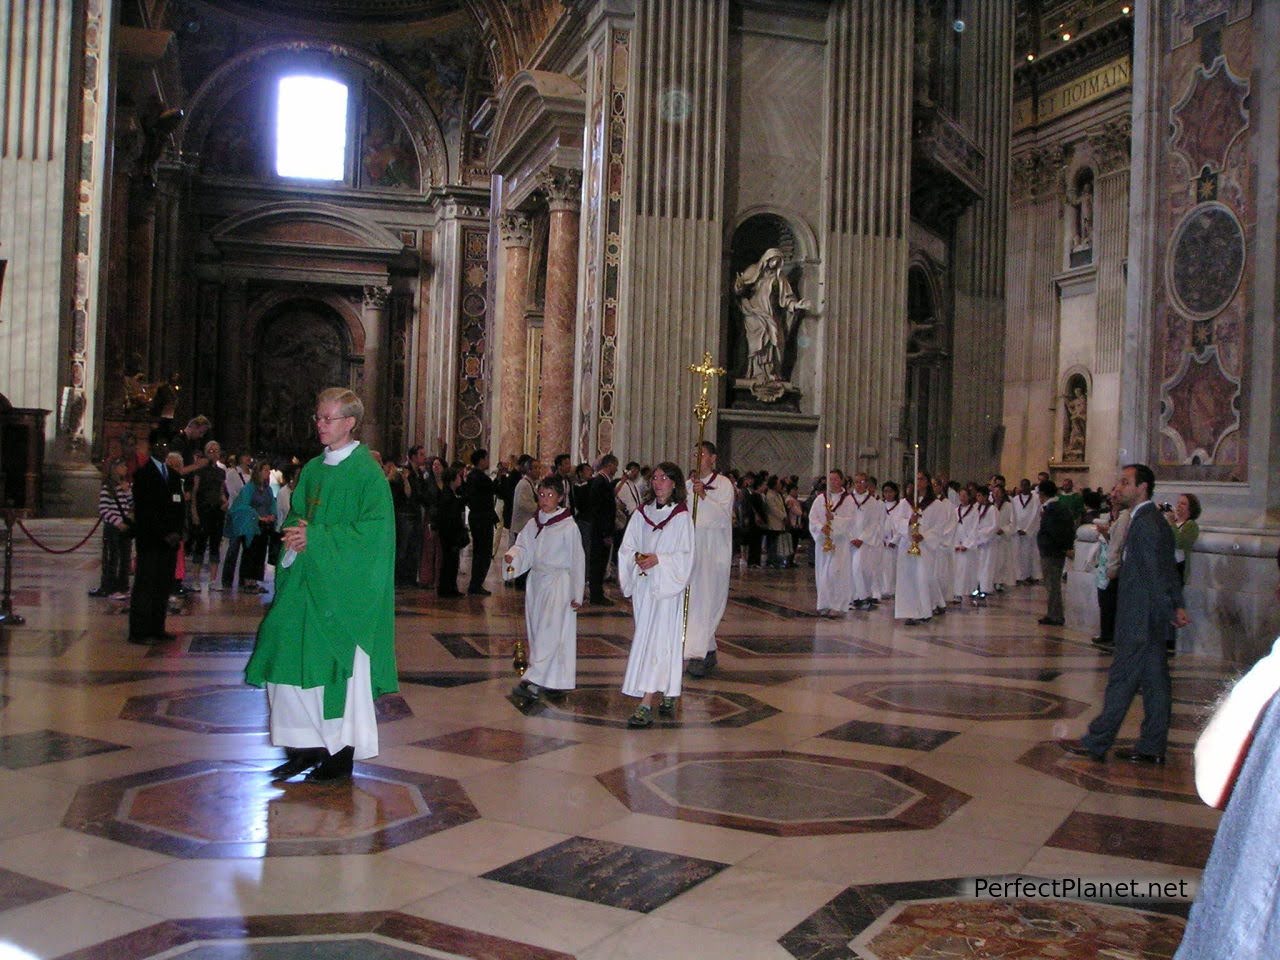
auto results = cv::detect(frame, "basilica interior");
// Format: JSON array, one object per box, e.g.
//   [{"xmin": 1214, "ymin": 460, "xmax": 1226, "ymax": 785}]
[{"xmin": 1, "ymin": 0, "xmax": 1279, "ymax": 957}]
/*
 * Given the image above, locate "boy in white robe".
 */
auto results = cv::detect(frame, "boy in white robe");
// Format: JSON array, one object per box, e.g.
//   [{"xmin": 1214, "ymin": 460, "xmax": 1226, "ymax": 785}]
[
  {"xmin": 1011, "ymin": 478, "xmax": 1043, "ymax": 583},
  {"xmin": 991, "ymin": 487, "xmax": 1015, "ymax": 591},
  {"xmin": 505, "ymin": 476, "xmax": 585, "ymax": 701},
  {"xmin": 951, "ymin": 487, "xmax": 981, "ymax": 603},
  {"xmin": 809, "ymin": 471, "xmax": 857, "ymax": 617},
  {"xmin": 846, "ymin": 472, "xmax": 882, "ymax": 611},
  {"xmin": 619, "ymin": 462, "xmax": 695, "ymax": 728},
  {"xmin": 880, "ymin": 482, "xmax": 908, "ymax": 598},
  {"xmin": 894, "ymin": 474, "xmax": 944, "ymax": 624},
  {"xmin": 684, "ymin": 441, "xmax": 734, "ymax": 677},
  {"xmin": 972, "ymin": 488, "xmax": 1000, "ymax": 601},
  {"xmin": 929, "ymin": 477, "xmax": 956, "ymax": 614}
]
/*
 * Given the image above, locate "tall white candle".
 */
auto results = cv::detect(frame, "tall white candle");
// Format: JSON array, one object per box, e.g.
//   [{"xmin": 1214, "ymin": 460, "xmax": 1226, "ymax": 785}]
[
  {"xmin": 825, "ymin": 442, "xmax": 832, "ymax": 479},
  {"xmin": 912, "ymin": 443, "xmax": 919, "ymax": 504}
]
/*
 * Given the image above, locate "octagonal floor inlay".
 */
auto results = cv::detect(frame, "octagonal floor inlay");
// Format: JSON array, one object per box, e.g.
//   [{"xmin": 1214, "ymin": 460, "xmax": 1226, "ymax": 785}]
[
  {"xmin": 597, "ymin": 751, "xmax": 969, "ymax": 836},
  {"xmin": 854, "ymin": 897, "xmax": 1185, "ymax": 960},
  {"xmin": 1019, "ymin": 740, "xmax": 1199, "ymax": 804},
  {"xmin": 838, "ymin": 679, "xmax": 1089, "ymax": 720},
  {"xmin": 63, "ymin": 760, "xmax": 478, "ymax": 858},
  {"xmin": 120, "ymin": 685, "xmax": 412, "ymax": 734},
  {"xmin": 513, "ymin": 683, "xmax": 779, "ymax": 729}
]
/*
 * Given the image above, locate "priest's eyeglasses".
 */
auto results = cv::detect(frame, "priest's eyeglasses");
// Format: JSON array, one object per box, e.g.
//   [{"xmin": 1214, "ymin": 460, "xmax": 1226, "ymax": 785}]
[{"xmin": 312, "ymin": 413, "xmax": 353, "ymax": 424}]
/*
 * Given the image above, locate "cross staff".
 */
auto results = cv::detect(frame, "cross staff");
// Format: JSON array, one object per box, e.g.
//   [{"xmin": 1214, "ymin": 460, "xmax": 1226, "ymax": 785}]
[{"xmin": 682, "ymin": 352, "xmax": 726, "ymax": 652}]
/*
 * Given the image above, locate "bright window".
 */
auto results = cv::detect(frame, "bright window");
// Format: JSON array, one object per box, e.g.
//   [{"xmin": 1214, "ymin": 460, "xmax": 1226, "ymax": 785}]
[{"xmin": 275, "ymin": 75, "xmax": 348, "ymax": 180}]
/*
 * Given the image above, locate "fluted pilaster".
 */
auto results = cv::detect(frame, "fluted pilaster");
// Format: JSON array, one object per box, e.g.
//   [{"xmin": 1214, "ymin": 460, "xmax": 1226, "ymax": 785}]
[
  {"xmin": 1090, "ymin": 117, "xmax": 1130, "ymax": 374},
  {"xmin": 820, "ymin": 0, "xmax": 913, "ymax": 475}
]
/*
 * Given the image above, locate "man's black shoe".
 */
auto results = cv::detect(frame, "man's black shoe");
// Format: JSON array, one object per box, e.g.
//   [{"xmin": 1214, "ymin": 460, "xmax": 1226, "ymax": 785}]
[
  {"xmin": 305, "ymin": 745, "xmax": 355, "ymax": 782},
  {"xmin": 270, "ymin": 748, "xmax": 326, "ymax": 780},
  {"xmin": 127, "ymin": 634, "xmax": 160, "ymax": 645},
  {"xmin": 1038, "ymin": 616, "xmax": 1065, "ymax": 626},
  {"xmin": 1115, "ymin": 748, "xmax": 1165, "ymax": 765},
  {"xmin": 88, "ymin": 588, "xmax": 109, "ymax": 598},
  {"xmin": 590, "ymin": 596, "xmax": 614, "ymax": 606},
  {"xmin": 438, "ymin": 588, "xmax": 464, "ymax": 597},
  {"xmin": 1059, "ymin": 740, "xmax": 1106, "ymax": 762},
  {"xmin": 468, "ymin": 587, "xmax": 493, "ymax": 596}
]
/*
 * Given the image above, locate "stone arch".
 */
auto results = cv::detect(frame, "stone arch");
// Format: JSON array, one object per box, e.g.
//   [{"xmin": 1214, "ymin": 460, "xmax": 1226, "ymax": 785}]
[
  {"xmin": 725, "ymin": 206, "xmax": 820, "ymax": 266},
  {"xmin": 488, "ymin": 70, "xmax": 585, "ymax": 207},
  {"xmin": 245, "ymin": 287, "xmax": 366, "ymax": 358},
  {"xmin": 209, "ymin": 200, "xmax": 406, "ymax": 261},
  {"xmin": 178, "ymin": 40, "xmax": 449, "ymax": 189}
]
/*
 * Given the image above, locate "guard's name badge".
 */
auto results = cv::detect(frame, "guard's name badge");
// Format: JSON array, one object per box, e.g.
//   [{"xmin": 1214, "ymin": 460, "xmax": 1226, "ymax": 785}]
[{"xmin": 172, "ymin": 493, "xmax": 182, "ymax": 503}]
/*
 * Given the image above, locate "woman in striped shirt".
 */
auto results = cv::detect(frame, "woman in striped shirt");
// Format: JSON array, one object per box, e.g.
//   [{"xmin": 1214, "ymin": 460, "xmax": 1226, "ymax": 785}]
[{"xmin": 96, "ymin": 459, "xmax": 134, "ymax": 600}]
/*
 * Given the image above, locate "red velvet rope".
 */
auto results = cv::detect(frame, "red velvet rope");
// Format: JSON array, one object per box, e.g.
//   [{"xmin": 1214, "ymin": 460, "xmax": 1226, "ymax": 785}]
[{"xmin": 14, "ymin": 517, "xmax": 103, "ymax": 554}]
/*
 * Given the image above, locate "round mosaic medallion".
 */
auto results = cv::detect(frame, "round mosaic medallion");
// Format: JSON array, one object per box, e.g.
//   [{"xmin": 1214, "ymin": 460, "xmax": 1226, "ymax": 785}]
[{"xmin": 1166, "ymin": 201, "xmax": 1245, "ymax": 319}]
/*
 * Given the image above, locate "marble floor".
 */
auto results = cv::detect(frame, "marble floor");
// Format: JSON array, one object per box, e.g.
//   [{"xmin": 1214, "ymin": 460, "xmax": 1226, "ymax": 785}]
[{"xmin": 0, "ymin": 521, "xmax": 1237, "ymax": 959}]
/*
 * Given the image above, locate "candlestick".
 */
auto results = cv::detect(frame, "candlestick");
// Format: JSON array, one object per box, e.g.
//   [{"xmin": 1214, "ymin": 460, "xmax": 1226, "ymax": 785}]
[{"xmin": 825, "ymin": 442, "xmax": 832, "ymax": 479}]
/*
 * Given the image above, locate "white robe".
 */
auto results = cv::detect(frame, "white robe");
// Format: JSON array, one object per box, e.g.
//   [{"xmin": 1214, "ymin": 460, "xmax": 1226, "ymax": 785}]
[
  {"xmin": 993, "ymin": 500, "xmax": 1015, "ymax": 587},
  {"xmin": 504, "ymin": 509, "xmax": 585, "ymax": 690},
  {"xmin": 846, "ymin": 492, "xmax": 882, "ymax": 603},
  {"xmin": 620, "ymin": 501, "xmax": 694, "ymax": 698},
  {"xmin": 809, "ymin": 491, "xmax": 858, "ymax": 612},
  {"xmin": 879, "ymin": 499, "xmax": 909, "ymax": 597},
  {"xmin": 683, "ymin": 472, "xmax": 734, "ymax": 659},
  {"xmin": 930, "ymin": 499, "xmax": 956, "ymax": 609},
  {"xmin": 975, "ymin": 503, "xmax": 1001, "ymax": 592},
  {"xmin": 892, "ymin": 501, "xmax": 935, "ymax": 620},
  {"xmin": 951, "ymin": 504, "xmax": 982, "ymax": 598},
  {"xmin": 1011, "ymin": 492, "xmax": 1043, "ymax": 581}
]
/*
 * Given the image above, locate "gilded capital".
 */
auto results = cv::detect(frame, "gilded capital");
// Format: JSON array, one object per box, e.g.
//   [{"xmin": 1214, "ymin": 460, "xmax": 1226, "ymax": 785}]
[
  {"xmin": 499, "ymin": 213, "xmax": 533, "ymax": 247},
  {"xmin": 363, "ymin": 285, "xmax": 391, "ymax": 309},
  {"xmin": 1087, "ymin": 116, "xmax": 1132, "ymax": 175},
  {"xmin": 541, "ymin": 169, "xmax": 583, "ymax": 212}
]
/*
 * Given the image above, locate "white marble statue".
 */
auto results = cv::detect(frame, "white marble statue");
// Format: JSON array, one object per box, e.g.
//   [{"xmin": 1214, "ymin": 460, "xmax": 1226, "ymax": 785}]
[{"xmin": 733, "ymin": 248, "xmax": 811, "ymax": 384}]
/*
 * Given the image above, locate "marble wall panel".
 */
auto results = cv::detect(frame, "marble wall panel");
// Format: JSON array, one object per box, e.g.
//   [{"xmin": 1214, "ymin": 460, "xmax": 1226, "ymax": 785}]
[{"xmin": 1149, "ymin": 8, "xmax": 1255, "ymax": 481}]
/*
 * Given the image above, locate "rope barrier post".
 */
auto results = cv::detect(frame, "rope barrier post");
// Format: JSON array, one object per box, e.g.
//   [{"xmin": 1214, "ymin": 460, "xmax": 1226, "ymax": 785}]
[{"xmin": 0, "ymin": 508, "xmax": 25, "ymax": 626}]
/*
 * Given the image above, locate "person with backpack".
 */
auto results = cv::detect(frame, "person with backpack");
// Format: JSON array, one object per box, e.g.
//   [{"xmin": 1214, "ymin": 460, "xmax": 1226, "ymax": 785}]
[{"xmin": 1035, "ymin": 478, "xmax": 1075, "ymax": 626}]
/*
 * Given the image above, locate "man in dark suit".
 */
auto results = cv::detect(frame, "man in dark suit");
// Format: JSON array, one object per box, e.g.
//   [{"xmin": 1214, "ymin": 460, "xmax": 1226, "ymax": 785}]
[
  {"xmin": 586, "ymin": 454, "xmax": 619, "ymax": 605},
  {"xmin": 1063, "ymin": 463, "xmax": 1189, "ymax": 763},
  {"xmin": 129, "ymin": 429, "xmax": 186, "ymax": 644},
  {"xmin": 464, "ymin": 448, "xmax": 498, "ymax": 596}
]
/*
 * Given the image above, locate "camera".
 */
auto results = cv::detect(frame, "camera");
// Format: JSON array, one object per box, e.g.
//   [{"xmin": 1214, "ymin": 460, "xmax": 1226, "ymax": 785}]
[{"xmin": 1159, "ymin": 502, "xmax": 1173, "ymax": 512}]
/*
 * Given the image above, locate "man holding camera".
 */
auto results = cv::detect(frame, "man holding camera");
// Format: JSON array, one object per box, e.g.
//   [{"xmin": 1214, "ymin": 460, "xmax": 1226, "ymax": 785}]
[{"xmin": 1062, "ymin": 463, "xmax": 1189, "ymax": 764}]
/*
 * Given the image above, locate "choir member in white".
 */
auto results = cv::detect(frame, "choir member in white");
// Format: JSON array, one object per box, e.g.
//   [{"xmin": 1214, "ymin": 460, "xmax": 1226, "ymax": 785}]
[
  {"xmin": 971, "ymin": 485, "xmax": 1000, "ymax": 602},
  {"xmin": 879, "ymin": 481, "xmax": 909, "ymax": 599},
  {"xmin": 989, "ymin": 484, "xmax": 1015, "ymax": 592},
  {"xmin": 619, "ymin": 462, "xmax": 695, "ymax": 728},
  {"xmin": 845, "ymin": 472, "xmax": 883, "ymax": 610},
  {"xmin": 504, "ymin": 476, "xmax": 585, "ymax": 701},
  {"xmin": 893, "ymin": 473, "xmax": 949, "ymax": 624},
  {"xmin": 684, "ymin": 442, "xmax": 733, "ymax": 677},
  {"xmin": 950, "ymin": 485, "xmax": 982, "ymax": 603},
  {"xmin": 930, "ymin": 476, "xmax": 956, "ymax": 614},
  {"xmin": 809, "ymin": 470, "xmax": 857, "ymax": 617},
  {"xmin": 1010, "ymin": 477, "xmax": 1043, "ymax": 583}
]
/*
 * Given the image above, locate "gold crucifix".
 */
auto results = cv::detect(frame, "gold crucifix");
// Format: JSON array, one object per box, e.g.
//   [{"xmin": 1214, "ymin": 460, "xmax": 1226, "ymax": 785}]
[{"xmin": 688, "ymin": 351, "xmax": 726, "ymax": 429}]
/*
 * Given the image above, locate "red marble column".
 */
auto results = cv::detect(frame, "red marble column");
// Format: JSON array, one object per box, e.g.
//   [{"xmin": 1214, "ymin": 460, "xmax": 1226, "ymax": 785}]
[
  {"xmin": 538, "ymin": 170, "xmax": 582, "ymax": 461},
  {"xmin": 498, "ymin": 214, "xmax": 533, "ymax": 460}
]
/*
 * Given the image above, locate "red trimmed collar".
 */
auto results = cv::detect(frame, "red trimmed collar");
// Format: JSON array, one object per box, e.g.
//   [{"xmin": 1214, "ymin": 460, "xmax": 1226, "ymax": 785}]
[
  {"xmin": 534, "ymin": 509, "xmax": 573, "ymax": 537},
  {"xmin": 957, "ymin": 503, "xmax": 975, "ymax": 522},
  {"xmin": 825, "ymin": 491, "xmax": 849, "ymax": 512},
  {"xmin": 638, "ymin": 500, "xmax": 688, "ymax": 530},
  {"xmin": 851, "ymin": 492, "xmax": 871, "ymax": 509},
  {"xmin": 1017, "ymin": 493, "xmax": 1033, "ymax": 507}
]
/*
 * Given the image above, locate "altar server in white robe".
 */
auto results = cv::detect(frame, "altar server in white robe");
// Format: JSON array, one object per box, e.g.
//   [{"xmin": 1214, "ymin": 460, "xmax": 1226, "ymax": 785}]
[
  {"xmin": 846, "ymin": 473, "xmax": 882, "ymax": 610},
  {"xmin": 505, "ymin": 476, "xmax": 585, "ymax": 701},
  {"xmin": 991, "ymin": 485, "xmax": 1015, "ymax": 591},
  {"xmin": 619, "ymin": 462, "xmax": 695, "ymax": 728},
  {"xmin": 929, "ymin": 476, "xmax": 956, "ymax": 613},
  {"xmin": 894, "ymin": 474, "xmax": 947, "ymax": 624},
  {"xmin": 880, "ymin": 482, "xmax": 908, "ymax": 598},
  {"xmin": 684, "ymin": 441, "xmax": 733, "ymax": 677},
  {"xmin": 973, "ymin": 488, "xmax": 1001, "ymax": 599},
  {"xmin": 951, "ymin": 486, "xmax": 982, "ymax": 602},
  {"xmin": 809, "ymin": 470, "xmax": 857, "ymax": 617},
  {"xmin": 1011, "ymin": 478, "xmax": 1043, "ymax": 583}
]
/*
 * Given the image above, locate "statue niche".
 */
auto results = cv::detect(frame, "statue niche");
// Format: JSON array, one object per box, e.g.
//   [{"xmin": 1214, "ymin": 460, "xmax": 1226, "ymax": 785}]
[
  {"xmin": 1062, "ymin": 373, "xmax": 1088, "ymax": 463},
  {"xmin": 727, "ymin": 214, "xmax": 813, "ymax": 408}
]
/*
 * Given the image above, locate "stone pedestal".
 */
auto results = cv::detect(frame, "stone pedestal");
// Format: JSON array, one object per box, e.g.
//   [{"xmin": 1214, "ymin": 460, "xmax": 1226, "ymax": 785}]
[{"xmin": 538, "ymin": 170, "xmax": 581, "ymax": 460}]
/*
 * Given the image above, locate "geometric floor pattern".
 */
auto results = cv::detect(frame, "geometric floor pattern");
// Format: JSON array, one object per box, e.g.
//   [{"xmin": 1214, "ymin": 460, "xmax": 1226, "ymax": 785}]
[{"xmin": 0, "ymin": 519, "xmax": 1232, "ymax": 959}]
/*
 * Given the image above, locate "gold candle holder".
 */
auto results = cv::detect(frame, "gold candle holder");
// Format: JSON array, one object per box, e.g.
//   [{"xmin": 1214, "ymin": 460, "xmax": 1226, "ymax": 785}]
[
  {"xmin": 513, "ymin": 639, "xmax": 528, "ymax": 676},
  {"xmin": 907, "ymin": 512, "xmax": 922, "ymax": 556}
]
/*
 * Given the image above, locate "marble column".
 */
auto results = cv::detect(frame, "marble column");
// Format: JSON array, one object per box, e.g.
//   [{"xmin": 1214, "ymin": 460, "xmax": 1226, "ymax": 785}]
[
  {"xmin": 361, "ymin": 284, "xmax": 391, "ymax": 454},
  {"xmin": 497, "ymin": 214, "xmax": 533, "ymax": 460},
  {"xmin": 539, "ymin": 170, "xmax": 581, "ymax": 461}
]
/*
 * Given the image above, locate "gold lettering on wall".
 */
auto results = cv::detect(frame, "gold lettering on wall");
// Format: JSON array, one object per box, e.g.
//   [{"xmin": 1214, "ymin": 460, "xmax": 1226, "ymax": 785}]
[{"xmin": 1014, "ymin": 57, "xmax": 1131, "ymax": 132}]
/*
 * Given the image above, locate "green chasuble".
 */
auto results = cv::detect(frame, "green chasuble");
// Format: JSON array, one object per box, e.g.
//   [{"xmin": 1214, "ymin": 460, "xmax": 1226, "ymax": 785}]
[{"xmin": 245, "ymin": 443, "xmax": 397, "ymax": 719}]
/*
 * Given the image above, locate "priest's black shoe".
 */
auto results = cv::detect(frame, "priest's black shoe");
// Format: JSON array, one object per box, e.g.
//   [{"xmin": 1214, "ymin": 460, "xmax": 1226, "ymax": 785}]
[
  {"xmin": 1115, "ymin": 748, "xmax": 1165, "ymax": 765},
  {"xmin": 270, "ymin": 748, "xmax": 326, "ymax": 781},
  {"xmin": 468, "ymin": 587, "xmax": 492, "ymax": 597},
  {"xmin": 305, "ymin": 746, "xmax": 355, "ymax": 782},
  {"xmin": 1059, "ymin": 739, "xmax": 1106, "ymax": 762}
]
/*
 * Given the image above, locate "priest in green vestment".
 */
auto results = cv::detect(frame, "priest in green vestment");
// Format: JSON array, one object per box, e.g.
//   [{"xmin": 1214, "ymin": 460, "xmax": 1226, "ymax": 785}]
[{"xmin": 245, "ymin": 387, "xmax": 397, "ymax": 783}]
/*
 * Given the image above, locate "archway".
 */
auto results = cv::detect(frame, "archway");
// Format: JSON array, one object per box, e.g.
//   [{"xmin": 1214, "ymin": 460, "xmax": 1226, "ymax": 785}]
[{"xmin": 254, "ymin": 301, "xmax": 351, "ymax": 460}]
